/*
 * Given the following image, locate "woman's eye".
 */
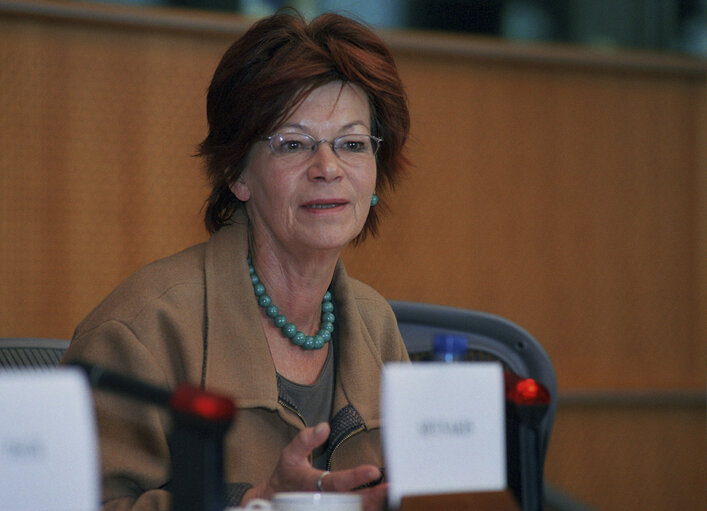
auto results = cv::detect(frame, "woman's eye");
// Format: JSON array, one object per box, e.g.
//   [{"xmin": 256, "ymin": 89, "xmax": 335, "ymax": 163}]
[
  {"xmin": 339, "ymin": 138, "xmax": 369, "ymax": 153},
  {"xmin": 283, "ymin": 140, "xmax": 302, "ymax": 151},
  {"xmin": 276, "ymin": 136, "xmax": 309, "ymax": 153}
]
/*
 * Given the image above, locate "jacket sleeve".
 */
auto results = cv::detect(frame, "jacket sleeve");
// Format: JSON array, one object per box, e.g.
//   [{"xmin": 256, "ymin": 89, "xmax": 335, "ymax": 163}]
[
  {"xmin": 225, "ymin": 483, "xmax": 254, "ymax": 506},
  {"xmin": 368, "ymin": 296, "xmax": 410, "ymax": 363},
  {"xmin": 62, "ymin": 320, "xmax": 174, "ymax": 511},
  {"xmin": 101, "ymin": 491, "xmax": 171, "ymax": 511}
]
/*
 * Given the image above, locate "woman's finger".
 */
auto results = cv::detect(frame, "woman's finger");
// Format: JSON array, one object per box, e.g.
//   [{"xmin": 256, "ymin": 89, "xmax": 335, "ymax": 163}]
[
  {"xmin": 317, "ymin": 464, "xmax": 382, "ymax": 492},
  {"xmin": 359, "ymin": 482, "xmax": 389, "ymax": 511},
  {"xmin": 281, "ymin": 422, "xmax": 330, "ymax": 465}
]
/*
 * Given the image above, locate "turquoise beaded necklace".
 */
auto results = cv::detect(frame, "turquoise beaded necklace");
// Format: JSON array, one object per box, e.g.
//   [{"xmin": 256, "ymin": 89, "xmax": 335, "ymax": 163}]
[{"xmin": 248, "ymin": 255, "xmax": 335, "ymax": 350}]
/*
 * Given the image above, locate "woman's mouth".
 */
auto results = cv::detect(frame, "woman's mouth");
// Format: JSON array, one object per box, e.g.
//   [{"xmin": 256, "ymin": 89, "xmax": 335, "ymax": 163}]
[
  {"xmin": 305, "ymin": 203, "xmax": 340, "ymax": 209},
  {"xmin": 302, "ymin": 200, "xmax": 348, "ymax": 210}
]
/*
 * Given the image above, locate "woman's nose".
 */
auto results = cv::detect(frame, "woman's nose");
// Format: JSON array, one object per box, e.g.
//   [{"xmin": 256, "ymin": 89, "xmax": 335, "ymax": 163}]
[{"xmin": 307, "ymin": 143, "xmax": 343, "ymax": 181}]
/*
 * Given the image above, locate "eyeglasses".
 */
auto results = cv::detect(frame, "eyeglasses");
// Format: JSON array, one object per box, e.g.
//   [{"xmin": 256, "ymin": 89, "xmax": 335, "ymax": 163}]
[{"xmin": 264, "ymin": 132, "xmax": 382, "ymax": 165}]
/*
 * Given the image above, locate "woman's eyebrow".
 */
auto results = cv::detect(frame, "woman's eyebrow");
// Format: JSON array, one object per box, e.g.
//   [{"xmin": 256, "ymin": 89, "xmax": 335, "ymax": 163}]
[
  {"xmin": 277, "ymin": 122, "xmax": 308, "ymax": 132},
  {"xmin": 340, "ymin": 121, "xmax": 370, "ymax": 132},
  {"xmin": 277, "ymin": 121, "xmax": 370, "ymax": 133}
]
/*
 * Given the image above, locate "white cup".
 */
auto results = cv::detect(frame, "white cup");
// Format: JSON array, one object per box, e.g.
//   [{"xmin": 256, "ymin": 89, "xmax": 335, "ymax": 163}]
[{"xmin": 236, "ymin": 492, "xmax": 362, "ymax": 511}]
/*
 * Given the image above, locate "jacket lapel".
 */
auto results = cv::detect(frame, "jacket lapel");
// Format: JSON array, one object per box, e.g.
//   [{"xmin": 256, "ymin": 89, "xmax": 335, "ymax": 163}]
[{"xmin": 202, "ymin": 212, "xmax": 279, "ymax": 409}]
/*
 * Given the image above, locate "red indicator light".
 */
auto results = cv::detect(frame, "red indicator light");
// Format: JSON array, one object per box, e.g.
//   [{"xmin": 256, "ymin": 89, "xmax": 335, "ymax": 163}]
[
  {"xmin": 170, "ymin": 384, "xmax": 237, "ymax": 422},
  {"xmin": 505, "ymin": 372, "xmax": 550, "ymax": 406}
]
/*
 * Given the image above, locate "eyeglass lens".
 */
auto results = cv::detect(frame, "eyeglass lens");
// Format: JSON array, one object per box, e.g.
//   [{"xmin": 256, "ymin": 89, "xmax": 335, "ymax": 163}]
[{"xmin": 268, "ymin": 133, "xmax": 380, "ymax": 164}]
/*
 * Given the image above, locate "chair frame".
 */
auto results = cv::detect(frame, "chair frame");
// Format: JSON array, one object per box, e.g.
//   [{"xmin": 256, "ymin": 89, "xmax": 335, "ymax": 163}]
[
  {"xmin": 389, "ymin": 300, "xmax": 557, "ymax": 511},
  {"xmin": 0, "ymin": 338, "xmax": 70, "ymax": 370}
]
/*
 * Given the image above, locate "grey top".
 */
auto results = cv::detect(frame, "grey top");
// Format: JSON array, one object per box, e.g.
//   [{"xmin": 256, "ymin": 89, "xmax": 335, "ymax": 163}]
[{"xmin": 277, "ymin": 344, "xmax": 335, "ymax": 468}]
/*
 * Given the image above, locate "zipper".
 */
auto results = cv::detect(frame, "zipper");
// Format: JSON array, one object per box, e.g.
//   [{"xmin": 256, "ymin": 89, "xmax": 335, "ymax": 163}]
[
  {"xmin": 326, "ymin": 424, "xmax": 365, "ymax": 471},
  {"xmin": 278, "ymin": 397, "xmax": 307, "ymax": 427},
  {"xmin": 279, "ymin": 390, "xmax": 368, "ymax": 471}
]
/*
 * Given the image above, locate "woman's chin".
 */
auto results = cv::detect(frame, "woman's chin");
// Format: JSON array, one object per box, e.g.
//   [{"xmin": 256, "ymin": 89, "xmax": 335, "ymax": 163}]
[
  {"xmin": 292, "ymin": 219, "xmax": 364, "ymax": 253},
  {"xmin": 298, "ymin": 231, "xmax": 360, "ymax": 254}
]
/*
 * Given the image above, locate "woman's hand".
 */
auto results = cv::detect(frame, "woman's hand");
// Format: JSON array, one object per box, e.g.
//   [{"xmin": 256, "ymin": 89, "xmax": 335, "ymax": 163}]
[{"xmin": 242, "ymin": 422, "xmax": 387, "ymax": 511}]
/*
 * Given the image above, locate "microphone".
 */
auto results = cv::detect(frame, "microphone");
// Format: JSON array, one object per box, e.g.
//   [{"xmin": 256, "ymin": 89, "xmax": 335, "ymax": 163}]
[
  {"xmin": 70, "ymin": 361, "xmax": 236, "ymax": 423},
  {"xmin": 70, "ymin": 360, "xmax": 237, "ymax": 511},
  {"xmin": 71, "ymin": 361, "xmax": 171, "ymax": 407}
]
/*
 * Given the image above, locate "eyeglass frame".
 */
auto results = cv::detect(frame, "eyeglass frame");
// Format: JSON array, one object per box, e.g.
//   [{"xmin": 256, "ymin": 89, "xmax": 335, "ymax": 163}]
[{"xmin": 263, "ymin": 132, "xmax": 383, "ymax": 163}]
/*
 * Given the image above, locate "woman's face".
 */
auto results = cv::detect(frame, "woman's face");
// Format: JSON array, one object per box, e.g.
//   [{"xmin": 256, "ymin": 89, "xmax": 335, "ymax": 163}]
[{"xmin": 231, "ymin": 82, "xmax": 377, "ymax": 257}]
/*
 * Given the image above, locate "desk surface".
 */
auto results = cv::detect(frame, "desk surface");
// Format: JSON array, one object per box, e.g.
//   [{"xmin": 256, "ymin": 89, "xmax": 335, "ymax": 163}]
[{"xmin": 399, "ymin": 491, "xmax": 520, "ymax": 511}]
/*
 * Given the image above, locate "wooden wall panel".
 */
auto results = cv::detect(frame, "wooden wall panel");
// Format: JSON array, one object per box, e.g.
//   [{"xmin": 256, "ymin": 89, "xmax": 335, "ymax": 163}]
[
  {"xmin": 1, "ymin": 13, "xmax": 219, "ymax": 337},
  {"xmin": 546, "ymin": 404, "xmax": 706, "ymax": 510},
  {"xmin": 345, "ymin": 52, "xmax": 703, "ymax": 390},
  {"xmin": 1, "ymin": 3, "xmax": 705, "ymax": 510}
]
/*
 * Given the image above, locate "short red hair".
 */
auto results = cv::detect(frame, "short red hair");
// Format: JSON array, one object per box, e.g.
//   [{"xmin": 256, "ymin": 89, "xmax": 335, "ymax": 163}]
[{"xmin": 198, "ymin": 9, "xmax": 410, "ymax": 241}]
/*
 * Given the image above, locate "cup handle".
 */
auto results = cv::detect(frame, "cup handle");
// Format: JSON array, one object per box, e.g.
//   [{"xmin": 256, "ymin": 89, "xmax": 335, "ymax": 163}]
[{"xmin": 244, "ymin": 498, "xmax": 272, "ymax": 510}]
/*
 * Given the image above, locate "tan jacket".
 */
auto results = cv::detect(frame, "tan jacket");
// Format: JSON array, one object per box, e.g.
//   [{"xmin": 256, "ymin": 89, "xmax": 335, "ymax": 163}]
[{"xmin": 63, "ymin": 212, "xmax": 409, "ymax": 511}]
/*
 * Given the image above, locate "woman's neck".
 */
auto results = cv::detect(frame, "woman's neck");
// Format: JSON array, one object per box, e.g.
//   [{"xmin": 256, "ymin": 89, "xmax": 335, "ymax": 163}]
[{"xmin": 249, "ymin": 243, "xmax": 338, "ymax": 336}]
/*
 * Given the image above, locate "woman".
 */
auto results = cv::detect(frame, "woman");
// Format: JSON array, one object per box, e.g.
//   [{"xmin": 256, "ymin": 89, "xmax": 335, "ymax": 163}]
[{"xmin": 63, "ymin": 9, "xmax": 410, "ymax": 511}]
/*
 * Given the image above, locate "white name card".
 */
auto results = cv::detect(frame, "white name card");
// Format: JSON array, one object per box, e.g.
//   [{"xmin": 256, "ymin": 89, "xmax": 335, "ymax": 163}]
[
  {"xmin": 381, "ymin": 362, "xmax": 506, "ymax": 508},
  {"xmin": 0, "ymin": 368, "xmax": 100, "ymax": 511}
]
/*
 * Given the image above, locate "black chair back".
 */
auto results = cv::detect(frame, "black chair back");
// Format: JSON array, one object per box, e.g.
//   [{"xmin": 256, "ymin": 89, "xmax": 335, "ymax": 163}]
[
  {"xmin": 389, "ymin": 300, "xmax": 557, "ymax": 511},
  {"xmin": 0, "ymin": 338, "xmax": 70, "ymax": 370}
]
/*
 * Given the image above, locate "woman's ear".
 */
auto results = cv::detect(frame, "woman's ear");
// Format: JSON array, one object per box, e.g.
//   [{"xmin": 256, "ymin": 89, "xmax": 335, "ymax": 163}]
[{"xmin": 230, "ymin": 175, "xmax": 251, "ymax": 202}]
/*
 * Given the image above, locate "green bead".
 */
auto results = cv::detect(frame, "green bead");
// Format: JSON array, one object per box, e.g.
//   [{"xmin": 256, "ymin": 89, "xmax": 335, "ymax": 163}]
[
  {"xmin": 282, "ymin": 323, "xmax": 297, "ymax": 338},
  {"xmin": 247, "ymin": 256, "xmax": 335, "ymax": 351}
]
